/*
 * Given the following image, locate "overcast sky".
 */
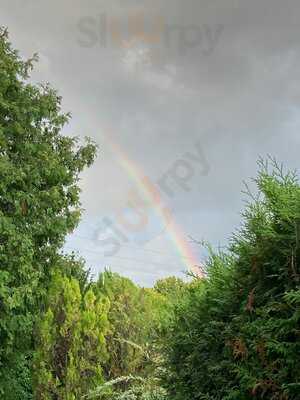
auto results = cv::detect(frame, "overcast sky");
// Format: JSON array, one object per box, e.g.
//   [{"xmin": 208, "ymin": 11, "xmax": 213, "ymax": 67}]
[{"xmin": 3, "ymin": 0, "xmax": 300, "ymax": 285}]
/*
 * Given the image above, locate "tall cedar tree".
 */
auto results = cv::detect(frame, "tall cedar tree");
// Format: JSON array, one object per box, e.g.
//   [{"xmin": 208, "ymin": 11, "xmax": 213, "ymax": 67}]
[
  {"xmin": 0, "ymin": 27, "xmax": 97, "ymax": 398},
  {"xmin": 164, "ymin": 159, "xmax": 300, "ymax": 400}
]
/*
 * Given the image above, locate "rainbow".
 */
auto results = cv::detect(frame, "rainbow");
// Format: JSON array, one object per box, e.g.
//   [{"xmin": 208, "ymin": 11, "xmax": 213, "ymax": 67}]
[{"xmin": 103, "ymin": 127, "xmax": 202, "ymax": 276}]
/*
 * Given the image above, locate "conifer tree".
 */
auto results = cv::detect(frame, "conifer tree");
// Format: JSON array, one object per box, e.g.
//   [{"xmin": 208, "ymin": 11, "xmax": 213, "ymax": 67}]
[
  {"xmin": 163, "ymin": 159, "xmax": 300, "ymax": 400},
  {"xmin": 0, "ymin": 26, "xmax": 97, "ymax": 397},
  {"xmin": 34, "ymin": 272, "xmax": 109, "ymax": 399}
]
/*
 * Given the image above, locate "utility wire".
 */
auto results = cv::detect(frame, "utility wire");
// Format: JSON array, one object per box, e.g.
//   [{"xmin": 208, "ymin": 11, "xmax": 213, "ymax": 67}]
[
  {"xmin": 69, "ymin": 233, "xmax": 199, "ymax": 261},
  {"xmin": 64, "ymin": 246, "xmax": 194, "ymax": 269}
]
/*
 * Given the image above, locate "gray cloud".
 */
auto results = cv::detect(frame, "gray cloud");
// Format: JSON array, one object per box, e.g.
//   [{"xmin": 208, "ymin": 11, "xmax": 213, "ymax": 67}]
[{"xmin": 2, "ymin": 0, "xmax": 300, "ymax": 285}]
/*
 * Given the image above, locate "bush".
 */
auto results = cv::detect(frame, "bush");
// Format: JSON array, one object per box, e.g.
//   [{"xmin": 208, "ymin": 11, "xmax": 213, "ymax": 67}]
[{"xmin": 164, "ymin": 159, "xmax": 300, "ymax": 400}]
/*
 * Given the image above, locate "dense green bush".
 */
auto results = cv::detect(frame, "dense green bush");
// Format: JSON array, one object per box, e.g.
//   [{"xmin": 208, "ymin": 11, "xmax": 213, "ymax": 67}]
[{"xmin": 164, "ymin": 159, "xmax": 300, "ymax": 400}]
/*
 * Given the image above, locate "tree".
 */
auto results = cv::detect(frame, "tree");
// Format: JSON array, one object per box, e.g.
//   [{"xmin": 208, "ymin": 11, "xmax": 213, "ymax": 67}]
[
  {"xmin": 164, "ymin": 159, "xmax": 300, "ymax": 400},
  {"xmin": 33, "ymin": 272, "xmax": 109, "ymax": 399},
  {"xmin": 95, "ymin": 270, "xmax": 152, "ymax": 381},
  {"xmin": 0, "ymin": 27, "xmax": 97, "ymax": 397},
  {"xmin": 86, "ymin": 271, "xmax": 172, "ymax": 400}
]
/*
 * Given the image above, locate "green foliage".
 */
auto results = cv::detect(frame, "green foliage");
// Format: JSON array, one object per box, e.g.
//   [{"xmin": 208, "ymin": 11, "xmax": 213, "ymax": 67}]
[
  {"xmin": 154, "ymin": 276, "xmax": 189, "ymax": 305},
  {"xmin": 0, "ymin": 27, "xmax": 97, "ymax": 397},
  {"xmin": 83, "ymin": 340, "xmax": 168, "ymax": 400},
  {"xmin": 95, "ymin": 270, "xmax": 164, "ymax": 380},
  {"xmin": 92, "ymin": 270, "xmax": 183, "ymax": 400},
  {"xmin": 84, "ymin": 375, "xmax": 168, "ymax": 400},
  {"xmin": 163, "ymin": 158, "xmax": 300, "ymax": 400},
  {"xmin": 33, "ymin": 271, "xmax": 109, "ymax": 399},
  {"xmin": 152, "ymin": 276, "xmax": 189, "ymax": 332}
]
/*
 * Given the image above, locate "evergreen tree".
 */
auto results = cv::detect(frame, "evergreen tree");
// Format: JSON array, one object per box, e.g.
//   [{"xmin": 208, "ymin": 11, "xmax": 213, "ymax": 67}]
[
  {"xmin": 34, "ymin": 272, "xmax": 109, "ymax": 399},
  {"xmin": 95, "ymin": 270, "xmax": 153, "ymax": 380},
  {"xmin": 0, "ymin": 27, "xmax": 97, "ymax": 397},
  {"xmin": 164, "ymin": 159, "xmax": 300, "ymax": 400}
]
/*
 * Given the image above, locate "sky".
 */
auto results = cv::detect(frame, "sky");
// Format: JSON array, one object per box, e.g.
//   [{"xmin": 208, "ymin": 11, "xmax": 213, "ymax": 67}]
[{"xmin": 3, "ymin": 0, "xmax": 300, "ymax": 286}]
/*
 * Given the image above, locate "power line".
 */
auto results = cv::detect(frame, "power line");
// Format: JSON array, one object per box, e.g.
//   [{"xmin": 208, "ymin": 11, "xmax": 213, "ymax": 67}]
[
  {"xmin": 70, "ymin": 233, "xmax": 198, "ymax": 262},
  {"xmin": 79, "ymin": 262, "xmax": 174, "ymax": 278},
  {"xmin": 64, "ymin": 246, "xmax": 196, "ymax": 270}
]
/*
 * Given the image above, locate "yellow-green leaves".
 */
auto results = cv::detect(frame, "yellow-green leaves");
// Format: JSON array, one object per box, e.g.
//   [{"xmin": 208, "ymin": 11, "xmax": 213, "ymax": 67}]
[{"xmin": 34, "ymin": 272, "xmax": 110, "ymax": 399}]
